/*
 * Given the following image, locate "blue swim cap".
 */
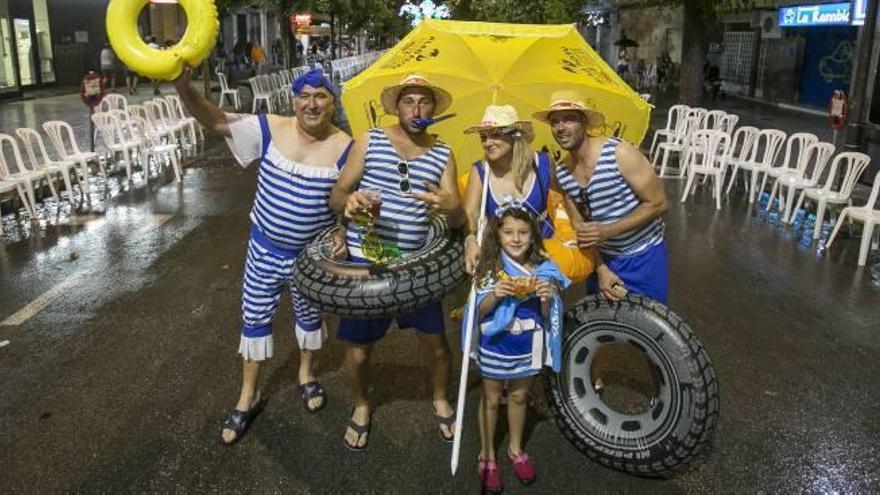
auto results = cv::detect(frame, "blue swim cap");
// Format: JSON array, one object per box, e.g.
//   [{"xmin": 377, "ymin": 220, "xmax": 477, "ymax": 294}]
[{"xmin": 291, "ymin": 68, "xmax": 336, "ymax": 100}]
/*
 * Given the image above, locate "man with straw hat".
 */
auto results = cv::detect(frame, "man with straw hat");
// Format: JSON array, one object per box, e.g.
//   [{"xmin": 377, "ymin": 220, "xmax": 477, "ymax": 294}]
[
  {"xmin": 535, "ymin": 90, "xmax": 670, "ymax": 303},
  {"xmin": 329, "ymin": 73, "xmax": 465, "ymax": 451}
]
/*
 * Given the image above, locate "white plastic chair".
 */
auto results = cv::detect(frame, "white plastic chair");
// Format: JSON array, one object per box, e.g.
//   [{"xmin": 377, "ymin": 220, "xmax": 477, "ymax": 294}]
[
  {"xmin": 725, "ymin": 128, "xmax": 786, "ymax": 203},
  {"xmin": 16, "ymin": 128, "xmax": 82, "ymax": 209},
  {"xmin": 98, "ymin": 93, "xmax": 128, "ymax": 113},
  {"xmin": 0, "ymin": 177, "xmax": 34, "ymax": 222},
  {"xmin": 769, "ymin": 142, "xmax": 835, "ymax": 224},
  {"xmin": 794, "ymin": 151, "xmax": 871, "ymax": 240},
  {"xmin": 218, "ymin": 72, "xmax": 241, "ymax": 110},
  {"xmin": 142, "ymin": 100, "xmax": 179, "ymax": 145},
  {"xmin": 43, "ymin": 120, "xmax": 106, "ymax": 194},
  {"xmin": 249, "ymin": 76, "xmax": 274, "ymax": 113},
  {"xmin": 718, "ymin": 114, "xmax": 739, "ymax": 135},
  {"xmin": 720, "ymin": 126, "xmax": 758, "ymax": 174},
  {"xmin": 653, "ymin": 112, "xmax": 701, "ymax": 178},
  {"xmin": 92, "ymin": 112, "xmax": 142, "ymax": 182},
  {"xmin": 704, "ymin": 110, "xmax": 726, "ymax": 130},
  {"xmin": 825, "ymin": 170, "xmax": 880, "ymax": 266},
  {"xmin": 130, "ymin": 116, "xmax": 182, "ymax": 183},
  {"xmin": 0, "ymin": 133, "xmax": 56, "ymax": 217},
  {"xmin": 154, "ymin": 97, "xmax": 188, "ymax": 142},
  {"xmin": 166, "ymin": 94, "xmax": 204, "ymax": 146},
  {"xmin": 762, "ymin": 132, "xmax": 818, "ymax": 200},
  {"xmin": 680, "ymin": 130, "xmax": 730, "ymax": 210},
  {"xmin": 274, "ymin": 73, "xmax": 291, "ymax": 108},
  {"xmin": 650, "ymin": 104, "xmax": 688, "ymax": 159},
  {"xmin": 688, "ymin": 107, "xmax": 708, "ymax": 128}
]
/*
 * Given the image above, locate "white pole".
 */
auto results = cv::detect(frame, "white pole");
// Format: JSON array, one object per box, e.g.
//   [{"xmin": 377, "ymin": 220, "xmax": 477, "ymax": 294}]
[{"xmin": 450, "ymin": 162, "xmax": 490, "ymax": 475}]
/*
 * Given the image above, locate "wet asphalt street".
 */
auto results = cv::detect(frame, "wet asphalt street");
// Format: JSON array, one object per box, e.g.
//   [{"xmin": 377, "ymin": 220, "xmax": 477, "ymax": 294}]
[{"xmin": 2, "ymin": 120, "xmax": 880, "ymax": 491}]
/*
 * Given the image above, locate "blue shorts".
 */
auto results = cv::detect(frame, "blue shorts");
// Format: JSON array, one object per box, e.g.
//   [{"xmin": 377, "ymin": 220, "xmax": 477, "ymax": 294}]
[
  {"xmin": 588, "ymin": 240, "xmax": 669, "ymax": 304},
  {"xmin": 336, "ymin": 302, "xmax": 446, "ymax": 344}
]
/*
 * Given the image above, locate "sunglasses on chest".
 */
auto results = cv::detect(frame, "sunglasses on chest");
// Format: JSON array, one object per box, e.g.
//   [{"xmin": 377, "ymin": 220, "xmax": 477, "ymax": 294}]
[{"xmin": 397, "ymin": 161, "xmax": 411, "ymax": 193}]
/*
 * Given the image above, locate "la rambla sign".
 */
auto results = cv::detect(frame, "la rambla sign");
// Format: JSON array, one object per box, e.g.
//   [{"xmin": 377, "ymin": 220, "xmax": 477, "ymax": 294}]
[{"xmin": 779, "ymin": 2, "xmax": 853, "ymax": 27}]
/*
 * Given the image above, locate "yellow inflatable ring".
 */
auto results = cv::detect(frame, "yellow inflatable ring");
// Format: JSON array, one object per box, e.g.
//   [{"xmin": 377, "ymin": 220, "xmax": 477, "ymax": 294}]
[
  {"xmin": 106, "ymin": 0, "xmax": 219, "ymax": 81},
  {"xmin": 458, "ymin": 173, "xmax": 596, "ymax": 283}
]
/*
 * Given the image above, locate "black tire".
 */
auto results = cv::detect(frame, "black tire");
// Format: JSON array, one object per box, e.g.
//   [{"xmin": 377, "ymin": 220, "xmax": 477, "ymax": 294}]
[
  {"xmin": 547, "ymin": 294, "xmax": 719, "ymax": 477},
  {"xmin": 293, "ymin": 216, "xmax": 467, "ymax": 318}
]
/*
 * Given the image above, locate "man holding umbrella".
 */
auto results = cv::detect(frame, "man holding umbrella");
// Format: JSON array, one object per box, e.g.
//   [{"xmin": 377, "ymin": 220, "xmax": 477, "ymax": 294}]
[
  {"xmin": 536, "ymin": 90, "xmax": 670, "ymax": 303},
  {"xmin": 330, "ymin": 74, "xmax": 466, "ymax": 451}
]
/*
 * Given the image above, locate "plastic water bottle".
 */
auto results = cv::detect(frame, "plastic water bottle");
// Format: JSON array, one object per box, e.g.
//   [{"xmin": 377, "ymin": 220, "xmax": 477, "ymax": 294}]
[
  {"xmin": 790, "ymin": 209, "xmax": 807, "ymax": 235},
  {"xmin": 800, "ymin": 214, "xmax": 816, "ymax": 246},
  {"xmin": 757, "ymin": 192, "xmax": 770, "ymax": 218},
  {"xmin": 768, "ymin": 207, "xmax": 779, "ymax": 226},
  {"xmin": 817, "ymin": 220, "xmax": 833, "ymax": 253}
]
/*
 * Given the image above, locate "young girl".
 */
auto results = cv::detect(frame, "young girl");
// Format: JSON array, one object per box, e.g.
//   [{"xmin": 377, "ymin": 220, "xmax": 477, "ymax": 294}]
[{"xmin": 464, "ymin": 203, "xmax": 570, "ymax": 493}]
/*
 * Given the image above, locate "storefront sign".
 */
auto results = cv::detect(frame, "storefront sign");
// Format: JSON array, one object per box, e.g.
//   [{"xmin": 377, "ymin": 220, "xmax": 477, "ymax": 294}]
[
  {"xmin": 779, "ymin": 2, "xmax": 852, "ymax": 27},
  {"xmin": 291, "ymin": 14, "xmax": 312, "ymax": 34}
]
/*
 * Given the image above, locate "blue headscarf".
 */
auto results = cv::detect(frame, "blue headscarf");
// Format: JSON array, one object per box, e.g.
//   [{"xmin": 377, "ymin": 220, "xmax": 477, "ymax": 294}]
[{"xmin": 291, "ymin": 68, "xmax": 336, "ymax": 100}]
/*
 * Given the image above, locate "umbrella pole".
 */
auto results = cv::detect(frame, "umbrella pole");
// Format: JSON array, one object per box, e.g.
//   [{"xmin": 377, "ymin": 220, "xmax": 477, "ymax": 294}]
[{"xmin": 451, "ymin": 162, "xmax": 490, "ymax": 475}]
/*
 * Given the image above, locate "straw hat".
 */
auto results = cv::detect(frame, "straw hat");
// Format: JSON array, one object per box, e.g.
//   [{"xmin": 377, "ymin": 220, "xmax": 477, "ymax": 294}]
[
  {"xmin": 464, "ymin": 104, "xmax": 534, "ymax": 141},
  {"xmin": 532, "ymin": 90, "xmax": 605, "ymax": 127},
  {"xmin": 380, "ymin": 74, "xmax": 453, "ymax": 115}
]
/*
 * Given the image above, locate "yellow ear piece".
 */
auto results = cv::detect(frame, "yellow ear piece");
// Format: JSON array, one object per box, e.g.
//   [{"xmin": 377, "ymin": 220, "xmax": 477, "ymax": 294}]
[{"xmin": 106, "ymin": 0, "xmax": 219, "ymax": 81}]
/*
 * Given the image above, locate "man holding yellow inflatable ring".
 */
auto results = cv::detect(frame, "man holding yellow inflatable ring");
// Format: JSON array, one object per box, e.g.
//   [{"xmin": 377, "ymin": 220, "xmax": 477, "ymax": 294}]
[{"xmin": 175, "ymin": 65, "xmax": 353, "ymax": 445}]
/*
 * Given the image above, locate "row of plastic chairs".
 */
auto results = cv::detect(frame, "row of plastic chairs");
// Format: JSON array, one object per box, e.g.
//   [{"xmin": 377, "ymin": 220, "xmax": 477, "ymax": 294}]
[
  {"xmin": 651, "ymin": 105, "xmax": 740, "ymax": 178},
  {"xmin": 330, "ymin": 51, "xmax": 383, "ymax": 83},
  {"xmin": 246, "ymin": 66, "xmax": 311, "ymax": 113},
  {"xmin": 92, "ymin": 94, "xmax": 200, "ymax": 184},
  {"xmin": 677, "ymin": 126, "xmax": 877, "ymax": 264},
  {"xmin": 0, "ymin": 121, "xmax": 103, "ymax": 217},
  {"xmin": 96, "ymin": 93, "xmax": 203, "ymax": 151}
]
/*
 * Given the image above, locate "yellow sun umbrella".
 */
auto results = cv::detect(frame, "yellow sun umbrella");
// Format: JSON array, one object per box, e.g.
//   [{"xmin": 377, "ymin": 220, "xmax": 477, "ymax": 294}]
[{"xmin": 341, "ymin": 20, "xmax": 651, "ymax": 174}]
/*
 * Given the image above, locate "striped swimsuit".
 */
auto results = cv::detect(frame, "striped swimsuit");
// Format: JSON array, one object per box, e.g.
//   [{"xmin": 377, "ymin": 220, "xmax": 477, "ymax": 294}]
[
  {"xmin": 345, "ymin": 128, "xmax": 451, "ymax": 257},
  {"xmin": 474, "ymin": 152, "xmax": 554, "ymax": 239},
  {"xmin": 337, "ymin": 128, "xmax": 451, "ymax": 344},
  {"xmin": 237, "ymin": 114, "xmax": 352, "ymax": 361},
  {"xmin": 556, "ymin": 138, "xmax": 669, "ymax": 303},
  {"xmin": 477, "ymin": 283, "xmax": 546, "ymax": 380}
]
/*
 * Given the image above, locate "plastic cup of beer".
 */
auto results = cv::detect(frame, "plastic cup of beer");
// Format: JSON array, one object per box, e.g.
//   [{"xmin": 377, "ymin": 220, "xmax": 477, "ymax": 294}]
[{"xmin": 363, "ymin": 187, "xmax": 382, "ymax": 218}]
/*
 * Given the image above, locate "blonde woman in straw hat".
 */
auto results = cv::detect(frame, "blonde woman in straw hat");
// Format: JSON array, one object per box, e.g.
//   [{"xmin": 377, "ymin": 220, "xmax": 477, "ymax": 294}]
[
  {"xmin": 535, "ymin": 90, "xmax": 670, "ymax": 304},
  {"xmin": 461, "ymin": 104, "xmax": 555, "ymax": 275}
]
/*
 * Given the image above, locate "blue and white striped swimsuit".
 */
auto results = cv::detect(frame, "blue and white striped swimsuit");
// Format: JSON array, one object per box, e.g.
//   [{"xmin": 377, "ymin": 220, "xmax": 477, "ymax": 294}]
[
  {"xmin": 556, "ymin": 138, "xmax": 664, "ymax": 257},
  {"xmin": 250, "ymin": 117, "xmax": 342, "ymax": 250},
  {"xmin": 477, "ymin": 289, "xmax": 545, "ymax": 380},
  {"xmin": 239, "ymin": 114, "xmax": 352, "ymax": 361},
  {"xmin": 345, "ymin": 128, "xmax": 450, "ymax": 258}
]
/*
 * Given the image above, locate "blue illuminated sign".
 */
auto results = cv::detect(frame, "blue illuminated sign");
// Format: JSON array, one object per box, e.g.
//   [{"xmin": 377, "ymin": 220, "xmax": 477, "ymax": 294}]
[
  {"xmin": 852, "ymin": 0, "xmax": 867, "ymax": 26},
  {"xmin": 779, "ymin": 2, "xmax": 852, "ymax": 27}
]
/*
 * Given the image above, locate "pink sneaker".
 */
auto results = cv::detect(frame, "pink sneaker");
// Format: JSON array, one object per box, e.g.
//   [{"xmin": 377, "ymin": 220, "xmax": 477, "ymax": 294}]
[
  {"xmin": 509, "ymin": 452, "xmax": 536, "ymax": 485},
  {"xmin": 479, "ymin": 459, "xmax": 503, "ymax": 494}
]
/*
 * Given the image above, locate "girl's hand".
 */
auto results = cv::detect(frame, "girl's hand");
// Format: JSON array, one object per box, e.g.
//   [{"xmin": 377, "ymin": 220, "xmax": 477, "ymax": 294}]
[
  {"xmin": 493, "ymin": 279, "xmax": 515, "ymax": 299},
  {"xmin": 464, "ymin": 236, "xmax": 480, "ymax": 275},
  {"xmin": 535, "ymin": 280, "xmax": 554, "ymax": 302}
]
